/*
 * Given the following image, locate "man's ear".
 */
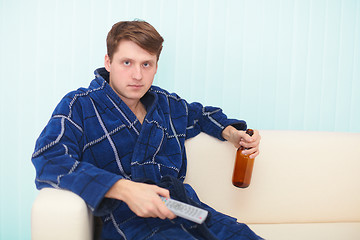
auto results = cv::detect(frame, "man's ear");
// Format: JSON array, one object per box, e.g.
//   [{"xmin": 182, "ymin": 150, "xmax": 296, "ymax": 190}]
[{"xmin": 104, "ymin": 54, "xmax": 111, "ymax": 72}]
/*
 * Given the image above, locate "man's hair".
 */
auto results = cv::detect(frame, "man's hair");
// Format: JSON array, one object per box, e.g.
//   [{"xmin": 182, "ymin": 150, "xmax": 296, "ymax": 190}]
[{"xmin": 106, "ymin": 20, "xmax": 164, "ymax": 62}]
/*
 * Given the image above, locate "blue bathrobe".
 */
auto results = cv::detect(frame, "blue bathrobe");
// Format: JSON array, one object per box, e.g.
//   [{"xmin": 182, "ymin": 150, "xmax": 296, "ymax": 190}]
[{"xmin": 32, "ymin": 68, "xmax": 263, "ymax": 240}]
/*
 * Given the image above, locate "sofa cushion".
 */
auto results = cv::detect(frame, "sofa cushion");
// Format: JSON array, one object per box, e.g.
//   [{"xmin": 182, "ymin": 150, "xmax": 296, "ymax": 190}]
[
  {"xmin": 248, "ymin": 222, "xmax": 360, "ymax": 240},
  {"xmin": 185, "ymin": 131, "xmax": 360, "ymax": 223}
]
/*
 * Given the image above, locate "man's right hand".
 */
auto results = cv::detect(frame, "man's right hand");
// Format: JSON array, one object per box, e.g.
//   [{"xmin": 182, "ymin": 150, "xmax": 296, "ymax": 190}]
[{"xmin": 105, "ymin": 179, "xmax": 176, "ymax": 220}]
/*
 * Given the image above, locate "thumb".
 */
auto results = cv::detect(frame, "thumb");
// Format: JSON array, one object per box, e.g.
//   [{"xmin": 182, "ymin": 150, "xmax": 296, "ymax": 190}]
[
  {"xmin": 153, "ymin": 186, "xmax": 171, "ymax": 199},
  {"xmin": 239, "ymin": 130, "xmax": 254, "ymax": 143}
]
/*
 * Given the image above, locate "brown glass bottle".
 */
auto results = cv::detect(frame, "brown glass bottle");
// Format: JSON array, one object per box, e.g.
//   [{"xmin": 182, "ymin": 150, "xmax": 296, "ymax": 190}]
[{"xmin": 232, "ymin": 129, "xmax": 255, "ymax": 188}]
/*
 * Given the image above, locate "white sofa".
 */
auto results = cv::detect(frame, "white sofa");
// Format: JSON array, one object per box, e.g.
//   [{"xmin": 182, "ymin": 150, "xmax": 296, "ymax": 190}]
[{"xmin": 32, "ymin": 130, "xmax": 360, "ymax": 240}]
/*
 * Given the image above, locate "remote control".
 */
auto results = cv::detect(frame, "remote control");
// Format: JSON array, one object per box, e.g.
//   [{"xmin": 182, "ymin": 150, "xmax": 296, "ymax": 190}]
[{"xmin": 160, "ymin": 197, "xmax": 208, "ymax": 224}]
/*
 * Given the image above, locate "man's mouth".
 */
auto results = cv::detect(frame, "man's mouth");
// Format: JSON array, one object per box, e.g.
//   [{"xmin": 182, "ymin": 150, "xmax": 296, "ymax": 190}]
[{"xmin": 129, "ymin": 84, "xmax": 143, "ymax": 88}]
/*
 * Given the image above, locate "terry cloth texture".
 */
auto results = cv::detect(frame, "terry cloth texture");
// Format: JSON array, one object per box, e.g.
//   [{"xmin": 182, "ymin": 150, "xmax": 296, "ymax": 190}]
[{"xmin": 32, "ymin": 67, "xmax": 262, "ymax": 239}]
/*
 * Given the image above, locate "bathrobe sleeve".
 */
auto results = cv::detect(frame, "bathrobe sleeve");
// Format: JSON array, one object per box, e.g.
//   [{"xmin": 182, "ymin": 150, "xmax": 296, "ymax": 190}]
[
  {"xmin": 31, "ymin": 93, "xmax": 122, "ymax": 216},
  {"xmin": 185, "ymin": 101, "xmax": 247, "ymax": 140}
]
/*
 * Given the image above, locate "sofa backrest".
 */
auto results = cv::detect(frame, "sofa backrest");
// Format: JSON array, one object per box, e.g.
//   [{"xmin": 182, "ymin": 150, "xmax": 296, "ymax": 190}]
[{"xmin": 184, "ymin": 130, "xmax": 360, "ymax": 224}]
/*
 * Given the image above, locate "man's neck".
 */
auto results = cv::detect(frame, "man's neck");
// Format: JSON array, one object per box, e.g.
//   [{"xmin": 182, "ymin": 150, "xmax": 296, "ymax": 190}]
[{"xmin": 125, "ymin": 100, "xmax": 146, "ymax": 124}]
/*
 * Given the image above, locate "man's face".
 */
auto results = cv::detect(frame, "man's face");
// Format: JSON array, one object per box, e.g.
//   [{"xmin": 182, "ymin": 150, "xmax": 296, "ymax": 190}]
[{"xmin": 105, "ymin": 40, "xmax": 158, "ymax": 106}]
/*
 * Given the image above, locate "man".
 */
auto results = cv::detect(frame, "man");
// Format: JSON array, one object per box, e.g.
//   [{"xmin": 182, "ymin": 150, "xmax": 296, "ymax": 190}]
[{"xmin": 32, "ymin": 20, "xmax": 262, "ymax": 239}]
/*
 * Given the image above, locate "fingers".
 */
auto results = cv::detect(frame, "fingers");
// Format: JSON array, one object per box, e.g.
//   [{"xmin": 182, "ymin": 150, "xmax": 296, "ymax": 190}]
[
  {"xmin": 240, "ymin": 129, "xmax": 260, "ymax": 145},
  {"xmin": 239, "ymin": 131, "xmax": 253, "ymax": 143},
  {"xmin": 240, "ymin": 136, "xmax": 260, "ymax": 149},
  {"xmin": 154, "ymin": 185, "xmax": 171, "ymax": 199},
  {"xmin": 151, "ymin": 186, "xmax": 176, "ymax": 219},
  {"xmin": 241, "ymin": 145, "xmax": 260, "ymax": 159},
  {"xmin": 123, "ymin": 183, "xmax": 176, "ymax": 220},
  {"xmin": 240, "ymin": 130, "xmax": 261, "ymax": 159},
  {"xmin": 136, "ymin": 195, "xmax": 175, "ymax": 220},
  {"xmin": 156, "ymin": 196, "xmax": 176, "ymax": 220}
]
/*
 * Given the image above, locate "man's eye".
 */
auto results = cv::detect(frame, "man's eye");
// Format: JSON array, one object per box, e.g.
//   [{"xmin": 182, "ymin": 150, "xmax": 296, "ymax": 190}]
[
  {"xmin": 124, "ymin": 61, "xmax": 130, "ymax": 66},
  {"xmin": 143, "ymin": 63, "xmax": 149, "ymax": 67}
]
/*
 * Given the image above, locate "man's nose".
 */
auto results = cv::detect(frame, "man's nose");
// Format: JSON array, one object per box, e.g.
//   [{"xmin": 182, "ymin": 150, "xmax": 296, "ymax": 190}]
[{"xmin": 132, "ymin": 65, "xmax": 142, "ymax": 80}]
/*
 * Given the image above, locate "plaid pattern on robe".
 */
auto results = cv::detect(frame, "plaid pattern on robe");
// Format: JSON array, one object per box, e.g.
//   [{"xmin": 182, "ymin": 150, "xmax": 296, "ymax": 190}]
[{"xmin": 32, "ymin": 68, "xmax": 262, "ymax": 240}]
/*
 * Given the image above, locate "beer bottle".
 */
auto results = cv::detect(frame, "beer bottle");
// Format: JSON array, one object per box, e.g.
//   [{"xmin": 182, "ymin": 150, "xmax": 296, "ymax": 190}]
[{"xmin": 232, "ymin": 129, "xmax": 255, "ymax": 188}]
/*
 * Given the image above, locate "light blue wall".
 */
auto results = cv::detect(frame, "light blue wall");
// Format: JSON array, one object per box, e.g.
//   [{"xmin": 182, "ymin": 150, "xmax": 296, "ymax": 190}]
[{"xmin": 0, "ymin": 0, "xmax": 359, "ymax": 239}]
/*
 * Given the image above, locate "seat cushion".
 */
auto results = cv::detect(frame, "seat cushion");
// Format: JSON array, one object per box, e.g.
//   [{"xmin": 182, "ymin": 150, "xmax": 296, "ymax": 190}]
[{"xmin": 248, "ymin": 222, "xmax": 360, "ymax": 240}]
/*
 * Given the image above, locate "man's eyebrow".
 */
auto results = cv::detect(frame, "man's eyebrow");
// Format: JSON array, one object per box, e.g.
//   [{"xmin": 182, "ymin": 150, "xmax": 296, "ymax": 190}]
[
  {"xmin": 119, "ymin": 57, "xmax": 156, "ymax": 63},
  {"xmin": 142, "ymin": 58, "xmax": 156, "ymax": 63},
  {"xmin": 119, "ymin": 57, "xmax": 132, "ymax": 61}
]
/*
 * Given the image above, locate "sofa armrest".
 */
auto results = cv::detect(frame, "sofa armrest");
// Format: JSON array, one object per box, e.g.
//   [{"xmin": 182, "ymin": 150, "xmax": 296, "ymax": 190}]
[{"xmin": 31, "ymin": 188, "xmax": 94, "ymax": 240}]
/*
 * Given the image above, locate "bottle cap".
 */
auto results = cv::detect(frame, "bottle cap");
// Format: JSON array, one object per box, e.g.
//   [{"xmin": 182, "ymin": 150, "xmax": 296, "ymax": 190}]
[{"xmin": 246, "ymin": 129, "xmax": 254, "ymax": 136}]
